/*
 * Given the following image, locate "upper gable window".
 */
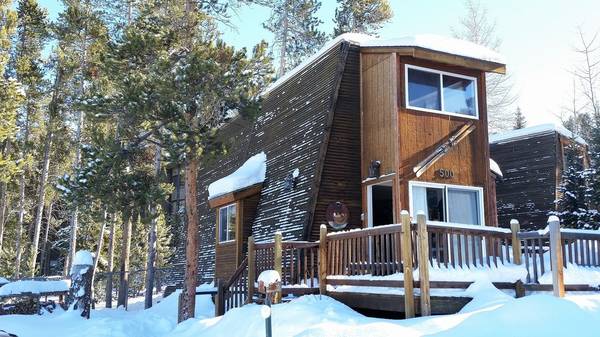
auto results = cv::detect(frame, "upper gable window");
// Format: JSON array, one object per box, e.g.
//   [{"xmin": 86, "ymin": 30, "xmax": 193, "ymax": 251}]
[
  {"xmin": 406, "ymin": 65, "xmax": 478, "ymax": 119},
  {"xmin": 218, "ymin": 203, "xmax": 237, "ymax": 243}
]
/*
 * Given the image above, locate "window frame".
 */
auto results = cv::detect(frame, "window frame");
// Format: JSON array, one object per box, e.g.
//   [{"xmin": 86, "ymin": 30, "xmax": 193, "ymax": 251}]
[
  {"xmin": 408, "ymin": 181, "xmax": 485, "ymax": 226},
  {"xmin": 217, "ymin": 202, "xmax": 237, "ymax": 244},
  {"xmin": 405, "ymin": 64, "xmax": 479, "ymax": 120}
]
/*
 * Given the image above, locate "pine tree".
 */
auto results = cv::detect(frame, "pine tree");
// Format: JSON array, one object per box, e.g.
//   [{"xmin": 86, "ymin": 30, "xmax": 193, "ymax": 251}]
[
  {"xmin": 453, "ymin": 0, "xmax": 517, "ymax": 133},
  {"xmin": 333, "ymin": 0, "xmax": 392, "ymax": 37},
  {"xmin": 513, "ymin": 107, "xmax": 526, "ymax": 130},
  {"xmin": 263, "ymin": 0, "xmax": 326, "ymax": 77},
  {"xmin": 554, "ymin": 142, "xmax": 593, "ymax": 229},
  {"xmin": 0, "ymin": 0, "xmax": 24, "ymax": 257}
]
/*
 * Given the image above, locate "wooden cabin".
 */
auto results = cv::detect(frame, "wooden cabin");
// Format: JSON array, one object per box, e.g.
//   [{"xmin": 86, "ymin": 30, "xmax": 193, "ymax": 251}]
[
  {"xmin": 490, "ymin": 124, "xmax": 589, "ymax": 230},
  {"xmin": 167, "ymin": 34, "xmax": 506, "ymax": 285}
]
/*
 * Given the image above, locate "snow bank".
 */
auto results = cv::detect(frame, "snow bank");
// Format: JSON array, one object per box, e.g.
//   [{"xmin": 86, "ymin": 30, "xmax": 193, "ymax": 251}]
[
  {"xmin": 490, "ymin": 123, "xmax": 587, "ymax": 145},
  {"xmin": 208, "ymin": 152, "xmax": 266, "ymax": 199},
  {"xmin": 539, "ymin": 264, "xmax": 600, "ymax": 287},
  {"xmin": 0, "ymin": 277, "xmax": 9, "ymax": 285},
  {"xmin": 0, "ymin": 280, "xmax": 70, "ymax": 296}
]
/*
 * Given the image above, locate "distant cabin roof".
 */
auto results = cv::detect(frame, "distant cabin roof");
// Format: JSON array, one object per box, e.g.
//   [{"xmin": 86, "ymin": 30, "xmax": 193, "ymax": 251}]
[
  {"xmin": 489, "ymin": 123, "xmax": 587, "ymax": 145},
  {"xmin": 263, "ymin": 33, "xmax": 506, "ymax": 95}
]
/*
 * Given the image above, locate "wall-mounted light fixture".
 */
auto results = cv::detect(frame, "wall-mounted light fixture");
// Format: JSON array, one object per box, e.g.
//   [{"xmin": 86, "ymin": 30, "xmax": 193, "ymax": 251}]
[
  {"xmin": 284, "ymin": 168, "xmax": 300, "ymax": 191},
  {"xmin": 368, "ymin": 160, "xmax": 381, "ymax": 179}
]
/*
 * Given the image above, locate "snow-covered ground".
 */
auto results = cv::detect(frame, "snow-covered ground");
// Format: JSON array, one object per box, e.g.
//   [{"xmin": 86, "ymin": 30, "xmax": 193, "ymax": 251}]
[{"xmin": 1, "ymin": 281, "xmax": 600, "ymax": 337}]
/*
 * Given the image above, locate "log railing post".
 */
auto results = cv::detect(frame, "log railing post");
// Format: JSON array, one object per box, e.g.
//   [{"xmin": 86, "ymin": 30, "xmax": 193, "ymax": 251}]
[
  {"xmin": 510, "ymin": 219, "xmax": 522, "ymax": 265},
  {"xmin": 548, "ymin": 216, "xmax": 565, "ymax": 297},
  {"xmin": 274, "ymin": 232, "xmax": 283, "ymax": 303},
  {"xmin": 416, "ymin": 212, "xmax": 430, "ymax": 316},
  {"xmin": 401, "ymin": 211, "xmax": 415, "ymax": 318},
  {"xmin": 247, "ymin": 236, "xmax": 256, "ymax": 302},
  {"xmin": 214, "ymin": 279, "xmax": 224, "ymax": 316},
  {"xmin": 319, "ymin": 225, "xmax": 328, "ymax": 295}
]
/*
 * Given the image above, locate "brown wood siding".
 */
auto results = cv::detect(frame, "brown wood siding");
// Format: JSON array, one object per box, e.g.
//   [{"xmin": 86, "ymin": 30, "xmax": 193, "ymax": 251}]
[
  {"xmin": 310, "ymin": 46, "xmax": 362, "ymax": 240},
  {"xmin": 396, "ymin": 57, "xmax": 494, "ymax": 225},
  {"xmin": 491, "ymin": 133, "xmax": 558, "ymax": 230},
  {"xmin": 361, "ymin": 52, "xmax": 398, "ymax": 179}
]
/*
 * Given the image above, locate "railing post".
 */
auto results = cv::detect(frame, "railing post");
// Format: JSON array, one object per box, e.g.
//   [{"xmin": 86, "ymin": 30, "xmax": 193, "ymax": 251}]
[
  {"xmin": 401, "ymin": 211, "xmax": 415, "ymax": 318},
  {"xmin": 215, "ymin": 279, "xmax": 224, "ymax": 316},
  {"xmin": 247, "ymin": 236, "xmax": 256, "ymax": 303},
  {"xmin": 319, "ymin": 225, "xmax": 328, "ymax": 295},
  {"xmin": 548, "ymin": 216, "xmax": 565, "ymax": 297},
  {"xmin": 416, "ymin": 212, "xmax": 430, "ymax": 316},
  {"xmin": 274, "ymin": 232, "xmax": 282, "ymax": 304},
  {"xmin": 510, "ymin": 219, "xmax": 522, "ymax": 265}
]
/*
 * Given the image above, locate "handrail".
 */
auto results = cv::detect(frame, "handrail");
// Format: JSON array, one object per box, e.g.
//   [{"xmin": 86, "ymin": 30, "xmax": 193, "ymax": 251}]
[
  {"xmin": 224, "ymin": 257, "xmax": 248, "ymax": 289},
  {"xmin": 327, "ymin": 224, "xmax": 403, "ymax": 239}
]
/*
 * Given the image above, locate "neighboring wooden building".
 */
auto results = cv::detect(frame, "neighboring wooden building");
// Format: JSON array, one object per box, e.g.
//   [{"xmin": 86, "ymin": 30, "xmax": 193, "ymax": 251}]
[
  {"xmin": 168, "ymin": 34, "xmax": 506, "ymax": 284},
  {"xmin": 490, "ymin": 124, "xmax": 588, "ymax": 230}
]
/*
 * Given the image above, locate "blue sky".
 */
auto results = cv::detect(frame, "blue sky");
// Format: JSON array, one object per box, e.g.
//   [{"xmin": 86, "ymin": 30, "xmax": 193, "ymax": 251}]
[{"xmin": 38, "ymin": 0, "xmax": 600, "ymax": 127}]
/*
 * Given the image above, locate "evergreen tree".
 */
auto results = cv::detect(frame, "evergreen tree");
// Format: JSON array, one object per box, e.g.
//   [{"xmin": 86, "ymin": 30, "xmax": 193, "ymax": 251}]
[
  {"xmin": 553, "ymin": 142, "xmax": 594, "ymax": 229},
  {"xmin": 513, "ymin": 107, "xmax": 526, "ymax": 129},
  {"xmin": 333, "ymin": 0, "xmax": 392, "ymax": 37},
  {"xmin": 263, "ymin": 0, "xmax": 326, "ymax": 77},
  {"xmin": 0, "ymin": 0, "xmax": 24, "ymax": 256}
]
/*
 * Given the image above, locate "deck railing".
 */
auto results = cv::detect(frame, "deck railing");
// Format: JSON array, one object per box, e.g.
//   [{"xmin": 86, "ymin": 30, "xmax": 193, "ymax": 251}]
[{"xmin": 215, "ymin": 257, "xmax": 248, "ymax": 315}]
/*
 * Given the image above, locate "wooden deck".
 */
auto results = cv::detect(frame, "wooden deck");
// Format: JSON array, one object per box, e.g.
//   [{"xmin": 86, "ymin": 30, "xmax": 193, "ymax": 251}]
[{"xmin": 329, "ymin": 292, "xmax": 471, "ymax": 315}]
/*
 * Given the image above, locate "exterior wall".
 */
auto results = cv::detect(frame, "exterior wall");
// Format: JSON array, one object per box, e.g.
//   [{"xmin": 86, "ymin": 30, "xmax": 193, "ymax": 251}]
[
  {"xmin": 491, "ymin": 133, "xmax": 558, "ymax": 229},
  {"xmin": 360, "ymin": 54, "xmax": 495, "ymax": 226},
  {"xmin": 310, "ymin": 46, "xmax": 363, "ymax": 241}
]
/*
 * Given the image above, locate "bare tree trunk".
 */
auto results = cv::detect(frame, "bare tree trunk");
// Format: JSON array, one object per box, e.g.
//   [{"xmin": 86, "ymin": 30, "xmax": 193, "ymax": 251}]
[
  {"xmin": 0, "ymin": 141, "xmax": 11, "ymax": 254},
  {"xmin": 277, "ymin": 5, "xmax": 289, "ymax": 77},
  {"xmin": 90, "ymin": 210, "xmax": 107, "ymax": 305},
  {"xmin": 105, "ymin": 217, "xmax": 115, "ymax": 308},
  {"xmin": 66, "ymin": 109, "xmax": 84, "ymax": 274},
  {"xmin": 117, "ymin": 210, "xmax": 132, "ymax": 309},
  {"xmin": 179, "ymin": 155, "xmax": 198, "ymax": 322},
  {"xmin": 145, "ymin": 146, "xmax": 161, "ymax": 309},
  {"xmin": 28, "ymin": 129, "xmax": 53, "ymax": 276},
  {"xmin": 39, "ymin": 201, "xmax": 53, "ymax": 275}
]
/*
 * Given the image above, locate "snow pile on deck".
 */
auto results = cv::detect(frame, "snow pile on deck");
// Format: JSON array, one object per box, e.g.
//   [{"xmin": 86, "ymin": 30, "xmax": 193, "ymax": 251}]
[
  {"xmin": 258, "ymin": 270, "xmax": 281, "ymax": 285},
  {"xmin": 208, "ymin": 152, "xmax": 266, "ymax": 199},
  {"xmin": 490, "ymin": 123, "xmax": 587, "ymax": 145},
  {"xmin": 0, "ymin": 279, "xmax": 70, "ymax": 296}
]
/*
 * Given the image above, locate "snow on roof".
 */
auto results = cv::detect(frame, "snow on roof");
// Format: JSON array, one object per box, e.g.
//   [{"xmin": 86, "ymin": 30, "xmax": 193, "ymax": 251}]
[
  {"xmin": 361, "ymin": 34, "xmax": 505, "ymax": 64},
  {"xmin": 208, "ymin": 152, "xmax": 267, "ymax": 199},
  {"xmin": 262, "ymin": 33, "xmax": 505, "ymax": 96},
  {"xmin": 0, "ymin": 280, "xmax": 70, "ymax": 296},
  {"xmin": 489, "ymin": 123, "xmax": 587, "ymax": 145},
  {"xmin": 490, "ymin": 158, "xmax": 503, "ymax": 177}
]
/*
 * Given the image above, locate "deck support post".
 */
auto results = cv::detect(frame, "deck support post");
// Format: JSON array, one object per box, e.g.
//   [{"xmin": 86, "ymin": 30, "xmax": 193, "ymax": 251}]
[
  {"xmin": 319, "ymin": 225, "xmax": 328, "ymax": 295},
  {"xmin": 510, "ymin": 219, "xmax": 521, "ymax": 265},
  {"xmin": 274, "ymin": 232, "xmax": 283, "ymax": 304},
  {"xmin": 247, "ymin": 236, "xmax": 256, "ymax": 303},
  {"xmin": 214, "ymin": 279, "xmax": 224, "ymax": 316},
  {"xmin": 416, "ymin": 213, "xmax": 431, "ymax": 316},
  {"xmin": 548, "ymin": 216, "xmax": 565, "ymax": 297},
  {"xmin": 401, "ymin": 211, "xmax": 415, "ymax": 318}
]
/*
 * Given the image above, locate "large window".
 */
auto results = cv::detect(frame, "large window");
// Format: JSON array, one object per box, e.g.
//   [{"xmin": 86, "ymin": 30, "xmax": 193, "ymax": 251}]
[
  {"xmin": 218, "ymin": 203, "xmax": 237, "ymax": 243},
  {"xmin": 406, "ymin": 65, "xmax": 478, "ymax": 119},
  {"xmin": 409, "ymin": 182, "xmax": 484, "ymax": 225}
]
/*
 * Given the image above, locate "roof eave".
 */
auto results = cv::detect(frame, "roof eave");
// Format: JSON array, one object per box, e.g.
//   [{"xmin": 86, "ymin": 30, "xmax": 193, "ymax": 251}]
[{"xmin": 360, "ymin": 46, "xmax": 506, "ymax": 74}]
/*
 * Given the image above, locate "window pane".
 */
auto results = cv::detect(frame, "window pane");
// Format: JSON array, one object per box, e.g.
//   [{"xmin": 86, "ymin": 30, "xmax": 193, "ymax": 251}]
[
  {"xmin": 228, "ymin": 205, "xmax": 236, "ymax": 241},
  {"xmin": 408, "ymin": 68, "xmax": 441, "ymax": 110},
  {"xmin": 443, "ymin": 75, "xmax": 476, "ymax": 116},
  {"xmin": 448, "ymin": 189, "xmax": 480, "ymax": 225},
  {"xmin": 219, "ymin": 207, "xmax": 228, "ymax": 242},
  {"xmin": 426, "ymin": 188, "xmax": 446, "ymax": 222}
]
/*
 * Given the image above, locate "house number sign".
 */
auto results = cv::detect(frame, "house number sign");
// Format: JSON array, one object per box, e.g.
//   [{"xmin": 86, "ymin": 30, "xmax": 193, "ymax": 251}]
[{"xmin": 438, "ymin": 168, "xmax": 455, "ymax": 179}]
